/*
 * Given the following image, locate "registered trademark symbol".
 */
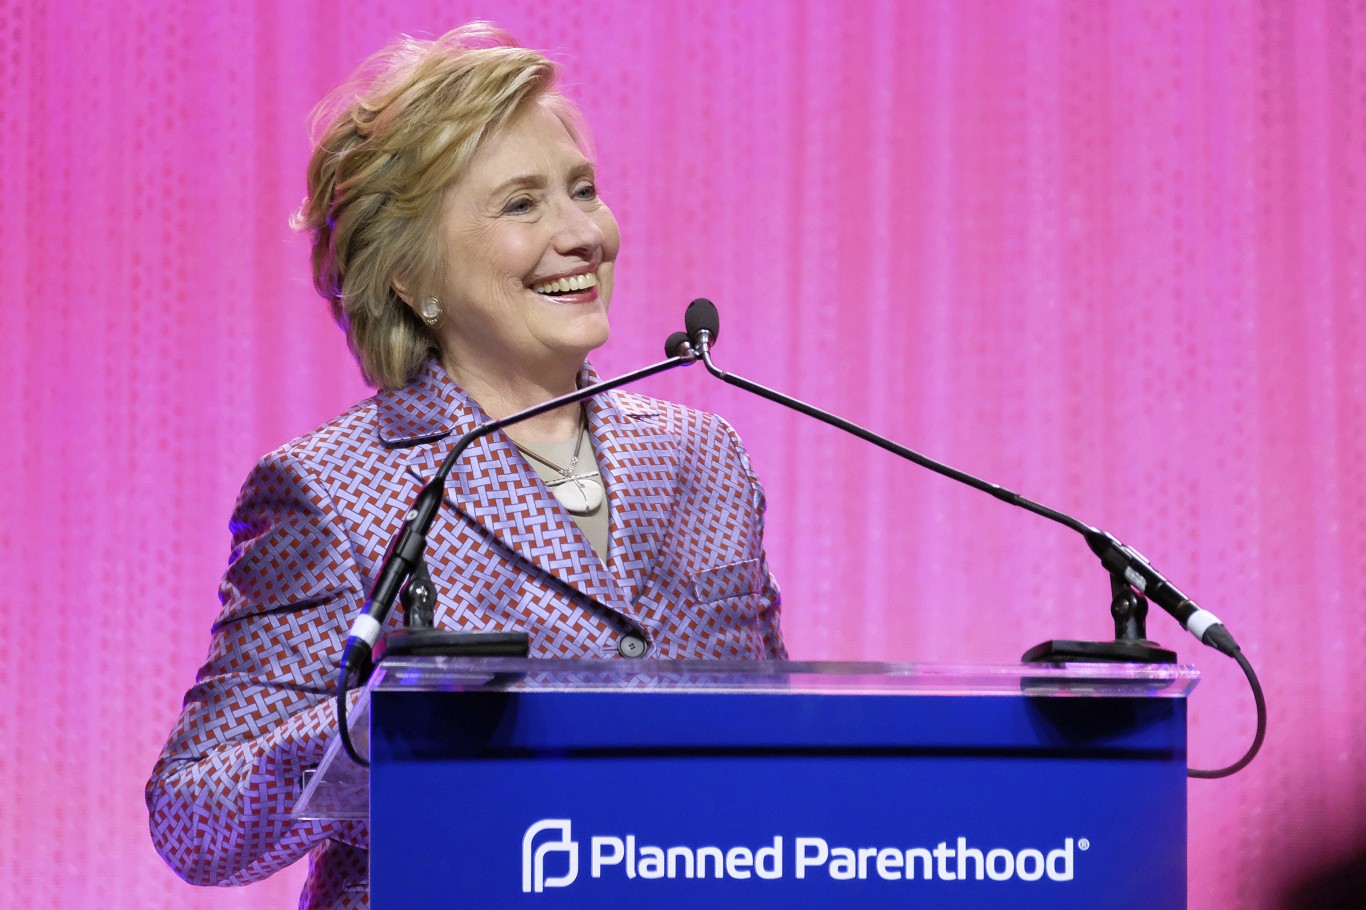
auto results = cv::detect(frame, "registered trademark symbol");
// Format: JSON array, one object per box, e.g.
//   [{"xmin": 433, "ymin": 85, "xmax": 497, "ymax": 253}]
[{"xmin": 1078, "ymin": 838, "xmax": 1091, "ymax": 851}]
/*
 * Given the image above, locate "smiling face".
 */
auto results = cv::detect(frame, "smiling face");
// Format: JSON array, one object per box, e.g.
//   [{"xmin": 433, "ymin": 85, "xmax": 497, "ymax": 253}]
[{"xmin": 422, "ymin": 96, "xmax": 620, "ymax": 389}]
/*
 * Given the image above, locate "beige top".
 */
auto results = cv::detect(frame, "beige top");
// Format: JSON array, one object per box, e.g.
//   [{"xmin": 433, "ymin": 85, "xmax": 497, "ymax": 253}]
[{"xmin": 515, "ymin": 431, "xmax": 610, "ymax": 562}]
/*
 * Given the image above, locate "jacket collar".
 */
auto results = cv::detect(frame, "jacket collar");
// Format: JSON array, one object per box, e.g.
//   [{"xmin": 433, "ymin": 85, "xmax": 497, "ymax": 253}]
[
  {"xmin": 376, "ymin": 357, "xmax": 463, "ymax": 445},
  {"xmin": 375, "ymin": 358, "xmax": 674, "ymax": 624}
]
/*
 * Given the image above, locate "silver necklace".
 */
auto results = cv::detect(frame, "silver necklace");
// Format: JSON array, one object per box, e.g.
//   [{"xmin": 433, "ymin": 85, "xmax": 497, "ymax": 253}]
[{"xmin": 513, "ymin": 411, "xmax": 605, "ymax": 516}]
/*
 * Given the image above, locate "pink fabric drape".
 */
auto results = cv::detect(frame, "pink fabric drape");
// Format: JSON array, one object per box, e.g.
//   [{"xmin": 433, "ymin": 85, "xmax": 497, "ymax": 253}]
[{"xmin": 3, "ymin": 1, "xmax": 1362, "ymax": 906}]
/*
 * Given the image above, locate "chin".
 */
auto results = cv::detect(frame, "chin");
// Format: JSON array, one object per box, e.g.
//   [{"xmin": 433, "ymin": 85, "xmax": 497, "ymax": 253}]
[
  {"xmin": 576, "ymin": 325, "xmax": 611, "ymax": 359},
  {"xmin": 562, "ymin": 308, "xmax": 611, "ymax": 353}
]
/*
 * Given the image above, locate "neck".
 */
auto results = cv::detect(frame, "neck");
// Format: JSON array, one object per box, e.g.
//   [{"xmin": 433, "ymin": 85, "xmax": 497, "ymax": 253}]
[{"xmin": 443, "ymin": 355, "xmax": 584, "ymax": 444}]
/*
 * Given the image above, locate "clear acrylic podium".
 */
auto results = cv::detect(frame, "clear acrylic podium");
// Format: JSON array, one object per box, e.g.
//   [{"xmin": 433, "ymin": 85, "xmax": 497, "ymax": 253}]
[{"xmin": 297, "ymin": 658, "xmax": 1197, "ymax": 909}]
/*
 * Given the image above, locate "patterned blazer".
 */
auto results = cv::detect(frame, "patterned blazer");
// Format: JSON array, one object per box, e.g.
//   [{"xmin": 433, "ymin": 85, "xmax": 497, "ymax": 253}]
[{"xmin": 146, "ymin": 358, "xmax": 786, "ymax": 909}]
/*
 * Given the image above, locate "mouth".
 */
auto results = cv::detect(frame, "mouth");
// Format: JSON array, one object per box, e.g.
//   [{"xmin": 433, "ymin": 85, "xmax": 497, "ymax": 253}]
[{"xmin": 530, "ymin": 270, "xmax": 600, "ymax": 302}]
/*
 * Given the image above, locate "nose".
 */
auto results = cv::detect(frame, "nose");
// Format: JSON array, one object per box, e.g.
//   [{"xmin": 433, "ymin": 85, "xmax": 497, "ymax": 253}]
[{"xmin": 551, "ymin": 196, "xmax": 604, "ymax": 258}]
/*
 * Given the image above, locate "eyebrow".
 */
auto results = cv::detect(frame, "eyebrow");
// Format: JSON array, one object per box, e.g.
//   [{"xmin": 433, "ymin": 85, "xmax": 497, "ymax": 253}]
[
  {"xmin": 487, "ymin": 163, "xmax": 597, "ymax": 199},
  {"xmin": 489, "ymin": 174, "xmax": 546, "ymax": 197}
]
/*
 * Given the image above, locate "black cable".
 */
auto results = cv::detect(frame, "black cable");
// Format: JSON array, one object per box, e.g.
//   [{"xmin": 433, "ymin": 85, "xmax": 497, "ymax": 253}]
[
  {"xmin": 1188, "ymin": 648, "xmax": 1265, "ymax": 779},
  {"xmin": 338, "ymin": 668, "xmax": 369, "ymax": 768}
]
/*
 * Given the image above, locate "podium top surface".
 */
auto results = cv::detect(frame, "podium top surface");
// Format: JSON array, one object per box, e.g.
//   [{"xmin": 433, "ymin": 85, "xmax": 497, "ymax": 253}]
[
  {"xmin": 369, "ymin": 656, "xmax": 1200, "ymax": 698},
  {"xmin": 297, "ymin": 659, "xmax": 1197, "ymax": 821}
]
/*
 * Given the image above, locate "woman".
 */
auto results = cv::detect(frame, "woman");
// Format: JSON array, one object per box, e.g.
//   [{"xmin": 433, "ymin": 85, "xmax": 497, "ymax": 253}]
[{"xmin": 145, "ymin": 24, "xmax": 785, "ymax": 910}]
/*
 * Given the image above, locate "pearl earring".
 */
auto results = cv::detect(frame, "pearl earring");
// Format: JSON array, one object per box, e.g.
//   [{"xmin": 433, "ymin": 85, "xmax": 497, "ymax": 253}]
[{"xmin": 419, "ymin": 297, "xmax": 441, "ymax": 326}]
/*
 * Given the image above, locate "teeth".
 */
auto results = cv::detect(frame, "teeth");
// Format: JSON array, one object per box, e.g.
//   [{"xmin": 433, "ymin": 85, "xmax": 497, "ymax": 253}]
[{"xmin": 532, "ymin": 271, "xmax": 598, "ymax": 295}]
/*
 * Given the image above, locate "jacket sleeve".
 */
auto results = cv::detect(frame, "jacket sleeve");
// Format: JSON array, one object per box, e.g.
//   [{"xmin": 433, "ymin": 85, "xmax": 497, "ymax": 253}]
[{"xmin": 146, "ymin": 449, "xmax": 369, "ymax": 886}]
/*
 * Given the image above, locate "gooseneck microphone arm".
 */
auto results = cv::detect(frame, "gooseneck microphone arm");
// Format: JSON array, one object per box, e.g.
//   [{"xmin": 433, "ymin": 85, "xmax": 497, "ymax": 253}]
[
  {"xmin": 682, "ymin": 297, "xmax": 1263, "ymax": 778},
  {"xmin": 336, "ymin": 342, "xmax": 698, "ymax": 766},
  {"xmin": 682, "ymin": 298, "xmax": 1238, "ymax": 657},
  {"xmin": 690, "ymin": 314, "xmax": 1090, "ymax": 528}
]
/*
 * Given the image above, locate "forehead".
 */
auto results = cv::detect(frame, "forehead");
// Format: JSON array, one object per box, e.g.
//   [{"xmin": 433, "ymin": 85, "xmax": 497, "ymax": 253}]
[{"xmin": 460, "ymin": 99, "xmax": 592, "ymax": 190}]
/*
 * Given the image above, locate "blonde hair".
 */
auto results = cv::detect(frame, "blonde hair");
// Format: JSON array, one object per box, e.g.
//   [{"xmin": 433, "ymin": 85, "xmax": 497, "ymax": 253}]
[{"xmin": 294, "ymin": 24, "xmax": 577, "ymax": 389}]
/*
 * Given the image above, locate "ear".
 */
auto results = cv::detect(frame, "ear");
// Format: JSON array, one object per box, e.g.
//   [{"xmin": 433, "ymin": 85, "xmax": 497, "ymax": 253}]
[{"xmin": 392, "ymin": 278, "xmax": 414, "ymax": 306}]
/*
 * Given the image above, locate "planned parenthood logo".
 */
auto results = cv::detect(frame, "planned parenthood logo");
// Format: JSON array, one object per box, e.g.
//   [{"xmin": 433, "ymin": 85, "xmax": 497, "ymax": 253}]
[
  {"xmin": 522, "ymin": 819, "xmax": 580, "ymax": 893},
  {"xmin": 522, "ymin": 819, "xmax": 1087, "ymax": 893}
]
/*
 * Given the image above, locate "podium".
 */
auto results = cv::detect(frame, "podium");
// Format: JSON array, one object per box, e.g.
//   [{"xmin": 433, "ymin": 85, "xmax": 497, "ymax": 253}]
[{"xmin": 297, "ymin": 658, "xmax": 1197, "ymax": 909}]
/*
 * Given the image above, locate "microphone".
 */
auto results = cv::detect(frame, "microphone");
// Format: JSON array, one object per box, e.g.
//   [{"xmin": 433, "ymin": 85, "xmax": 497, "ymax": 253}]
[
  {"xmin": 335, "ymin": 330, "xmax": 700, "ymax": 765},
  {"xmin": 686, "ymin": 299, "xmax": 1241, "ymax": 660},
  {"xmin": 684, "ymin": 298, "xmax": 719, "ymax": 355},
  {"xmin": 664, "ymin": 331, "xmax": 695, "ymax": 359}
]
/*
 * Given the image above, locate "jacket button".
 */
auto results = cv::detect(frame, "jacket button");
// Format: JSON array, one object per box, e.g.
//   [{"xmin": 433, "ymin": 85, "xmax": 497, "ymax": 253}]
[{"xmin": 617, "ymin": 635, "xmax": 648, "ymax": 658}]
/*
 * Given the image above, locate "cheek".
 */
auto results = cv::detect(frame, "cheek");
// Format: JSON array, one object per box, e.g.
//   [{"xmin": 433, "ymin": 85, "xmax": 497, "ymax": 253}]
[
  {"xmin": 598, "ymin": 207, "xmax": 622, "ymax": 261},
  {"xmin": 597, "ymin": 221, "xmax": 620, "ymax": 301},
  {"xmin": 497, "ymin": 238, "xmax": 546, "ymax": 283},
  {"xmin": 461, "ymin": 223, "xmax": 542, "ymax": 285}
]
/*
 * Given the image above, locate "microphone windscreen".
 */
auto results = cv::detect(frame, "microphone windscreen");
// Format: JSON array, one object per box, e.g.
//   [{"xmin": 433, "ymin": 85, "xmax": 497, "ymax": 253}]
[
  {"xmin": 664, "ymin": 331, "xmax": 692, "ymax": 358},
  {"xmin": 685, "ymin": 298, "xmax": 720, "ymax": 344}
]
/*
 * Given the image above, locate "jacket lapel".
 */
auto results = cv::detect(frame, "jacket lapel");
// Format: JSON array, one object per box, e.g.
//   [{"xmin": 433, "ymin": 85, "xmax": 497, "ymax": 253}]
[
  {"xmin": 376, "ymin": 359, "xmax": 646, "ymax": 620},
  {"xmin": 586, "ymin": 382, "xmax": 676, "ymax": 606}
]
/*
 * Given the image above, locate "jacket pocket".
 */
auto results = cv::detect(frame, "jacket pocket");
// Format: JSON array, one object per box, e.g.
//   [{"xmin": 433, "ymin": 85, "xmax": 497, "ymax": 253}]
[{"xmin": 690, "ymin": 558, "xmax": 764, "ymax": 604}]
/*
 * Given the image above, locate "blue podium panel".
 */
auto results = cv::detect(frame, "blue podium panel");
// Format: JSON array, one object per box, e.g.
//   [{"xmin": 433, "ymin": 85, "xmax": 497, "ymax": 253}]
[{"xmin": 364, "ymin": 659, "xmax": 1195, "ymax": 910}]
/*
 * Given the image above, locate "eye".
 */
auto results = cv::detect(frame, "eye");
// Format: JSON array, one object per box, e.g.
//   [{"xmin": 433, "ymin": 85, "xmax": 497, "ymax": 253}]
[
  {"xmin": 502, "ymin": 195, "xmax": 536, "ymax": 215},
  {"xmin": 572, "ymin": 181, "xmax": 598, "ymax": 201}
]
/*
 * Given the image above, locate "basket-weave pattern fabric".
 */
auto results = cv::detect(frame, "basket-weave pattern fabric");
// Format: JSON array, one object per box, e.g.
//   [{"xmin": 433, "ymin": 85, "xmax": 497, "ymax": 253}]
[{"xmin": 145, "ymin": 358, "xmax": 785, "ymax": 909}]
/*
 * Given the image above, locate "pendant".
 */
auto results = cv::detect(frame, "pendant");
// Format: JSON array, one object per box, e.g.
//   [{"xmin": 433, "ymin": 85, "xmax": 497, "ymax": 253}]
[{"xmin": 549, "ymin": 473, "xmax": 605, "ymax": 515}]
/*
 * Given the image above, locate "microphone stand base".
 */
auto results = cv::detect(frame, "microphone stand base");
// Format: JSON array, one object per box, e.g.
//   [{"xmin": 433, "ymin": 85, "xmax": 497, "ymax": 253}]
[
  {"xmin": 1022, "ymin": 638, "xmax": 1177, "ymax": 664},
  {"xmin": 373, "ymin": 629, "xmax": 531, "ymax": 663}
]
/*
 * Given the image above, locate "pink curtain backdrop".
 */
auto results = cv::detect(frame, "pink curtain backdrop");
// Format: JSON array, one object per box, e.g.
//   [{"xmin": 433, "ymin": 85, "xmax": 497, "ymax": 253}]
[{"xmin": 3, "ymin": 0, "xmax": 1363, "ymax": 906}]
